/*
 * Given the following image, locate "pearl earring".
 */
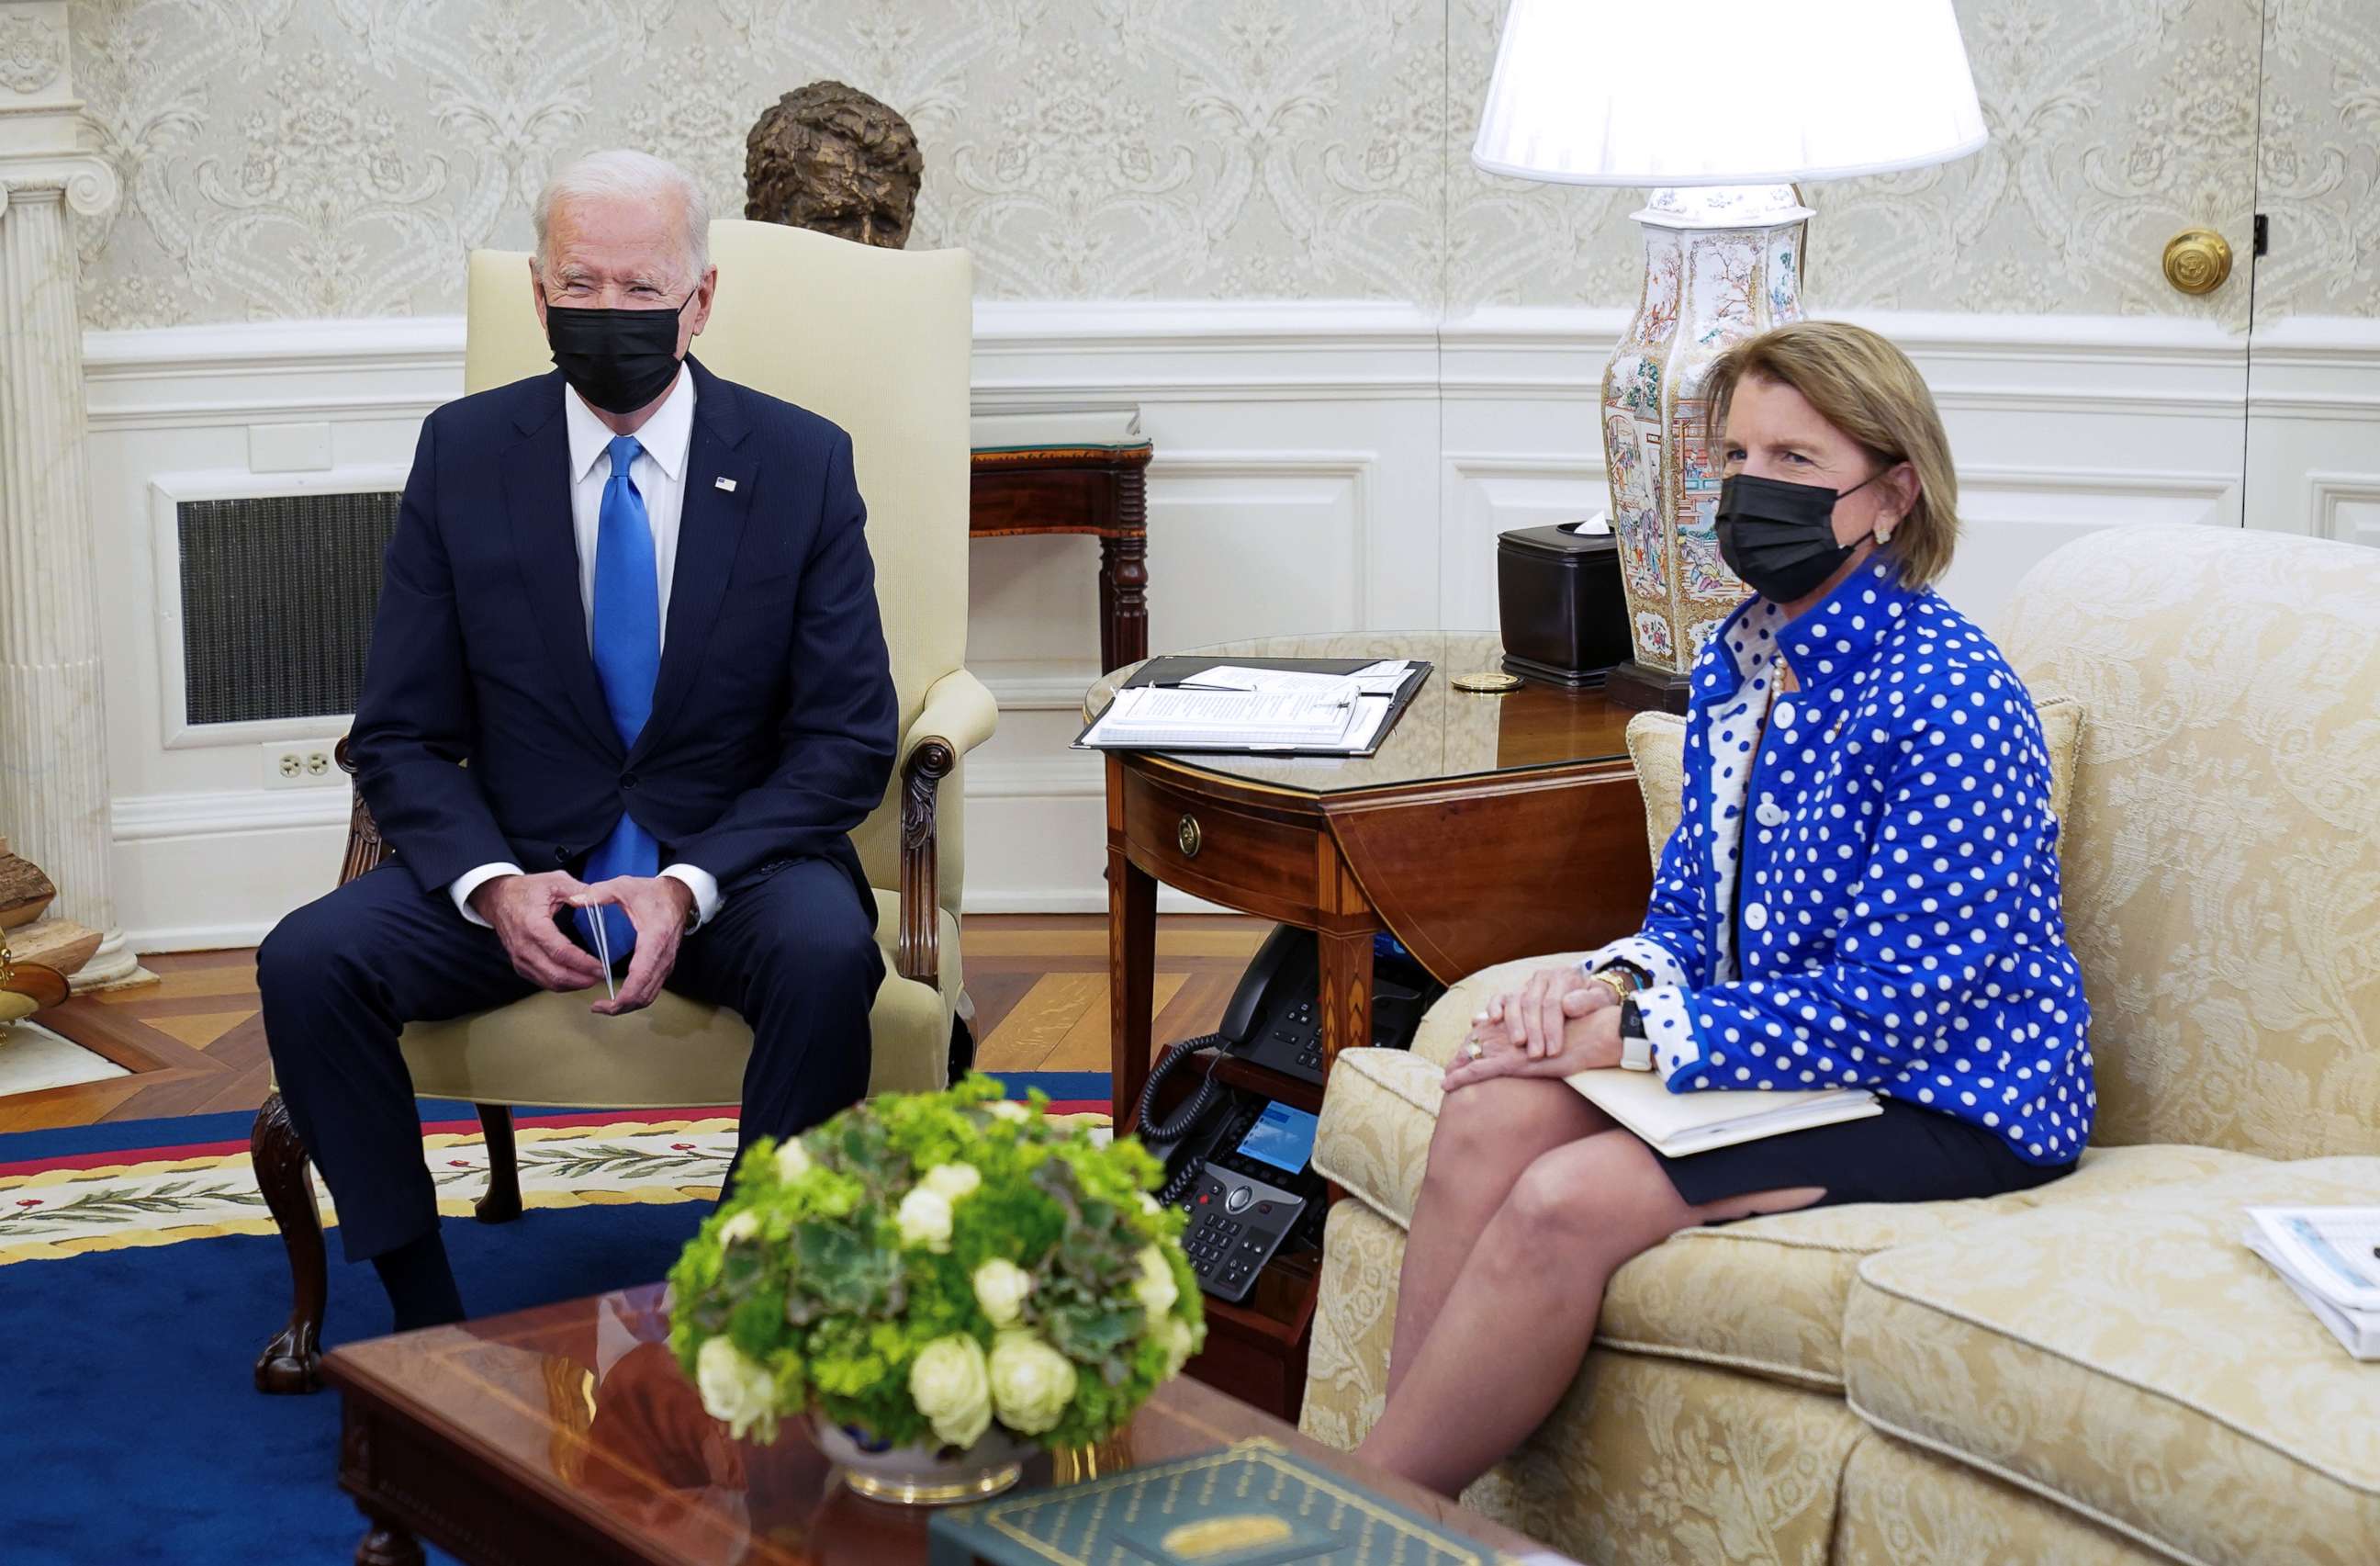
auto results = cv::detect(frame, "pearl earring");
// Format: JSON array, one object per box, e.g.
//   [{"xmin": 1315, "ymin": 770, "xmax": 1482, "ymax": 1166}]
[{"xmin": 1876, "ymin": 522, "xmax": 1896, "ymax": 545}]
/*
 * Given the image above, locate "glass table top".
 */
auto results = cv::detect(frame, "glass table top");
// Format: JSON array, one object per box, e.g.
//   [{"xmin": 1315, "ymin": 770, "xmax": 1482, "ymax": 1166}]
[
  {"xmin": 1084, "ymin": 631, "xmax": 1634, "ymax": 795},
  {"xmin": 323, "ymin": 1283, "xmax": 1549, "ymax": 1564}
]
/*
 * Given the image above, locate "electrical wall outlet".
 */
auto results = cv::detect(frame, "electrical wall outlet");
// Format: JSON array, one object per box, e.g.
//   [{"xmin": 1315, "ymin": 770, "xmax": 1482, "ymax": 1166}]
[{"xmin": 263, "ymin": 742, "xmax": 340, "ymax": 789}]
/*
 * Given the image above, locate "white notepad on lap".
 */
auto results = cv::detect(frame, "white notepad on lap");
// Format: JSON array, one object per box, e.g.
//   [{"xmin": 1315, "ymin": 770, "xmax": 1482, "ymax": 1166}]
[{"xmin": 1564, "ymin": 1068, "xmax": 1880, "ymax": 1157}]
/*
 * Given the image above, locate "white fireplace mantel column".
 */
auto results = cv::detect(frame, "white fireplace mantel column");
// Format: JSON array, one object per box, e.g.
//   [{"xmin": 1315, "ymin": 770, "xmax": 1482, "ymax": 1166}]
[{"xmin": 0, "ymin": 1, "xmax": 141, "ymax": 988}]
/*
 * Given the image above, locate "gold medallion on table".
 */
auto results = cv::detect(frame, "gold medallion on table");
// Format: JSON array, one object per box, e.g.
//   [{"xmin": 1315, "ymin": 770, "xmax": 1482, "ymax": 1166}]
[{"xmin": 1452, "ymin": 671, "xmax": 1522, "ymax": 693}]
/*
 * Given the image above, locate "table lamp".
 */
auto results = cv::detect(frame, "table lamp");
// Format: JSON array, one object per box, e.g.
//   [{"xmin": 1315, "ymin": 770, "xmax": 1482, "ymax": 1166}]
[{"xmin": 1473, "ymin": 0, "xmax": 1987, "ymax": 711}]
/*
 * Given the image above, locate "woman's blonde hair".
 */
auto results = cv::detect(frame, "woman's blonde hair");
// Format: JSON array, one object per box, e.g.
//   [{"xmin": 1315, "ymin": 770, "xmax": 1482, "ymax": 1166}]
[{"xmin": 1703, "ymin": 321, "xmax": 1959, "ymax": 589}]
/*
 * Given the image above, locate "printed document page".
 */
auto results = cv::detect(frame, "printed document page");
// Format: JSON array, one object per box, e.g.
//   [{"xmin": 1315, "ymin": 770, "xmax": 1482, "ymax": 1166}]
[{"xmin": 1084, "ymin": 686, "xmax": 1364, "ymax": 749}]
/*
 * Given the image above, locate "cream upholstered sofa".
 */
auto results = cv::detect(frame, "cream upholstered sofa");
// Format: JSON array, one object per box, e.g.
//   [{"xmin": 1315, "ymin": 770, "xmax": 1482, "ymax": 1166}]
[
  {"xmin": 252, "ymin": 220, "xmax": 992, "ymax": 1391},
  {"xmin": 1300, "ymin": 525, "xmax": 2380, "ymax": 1565}
]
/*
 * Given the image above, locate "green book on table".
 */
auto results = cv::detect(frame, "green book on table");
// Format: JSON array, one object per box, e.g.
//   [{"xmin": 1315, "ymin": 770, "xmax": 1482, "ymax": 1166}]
[{"xmin": 926, "ymin": 1437, "xmax": 1511, "ymax": 1565}]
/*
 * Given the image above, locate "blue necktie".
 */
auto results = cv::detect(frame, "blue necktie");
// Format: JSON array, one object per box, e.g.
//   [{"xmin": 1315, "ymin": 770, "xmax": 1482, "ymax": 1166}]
[{"xmin": 578, "ymin": 434, "xmax": 661, "ymax": 961}]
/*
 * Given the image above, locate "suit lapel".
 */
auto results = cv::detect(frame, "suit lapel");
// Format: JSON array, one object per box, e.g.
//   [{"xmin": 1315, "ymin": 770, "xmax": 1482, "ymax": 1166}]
[
  {"xmin": 501, "ymin": 377, "xmax": 623, "ymax": 760},
  {"xmin": 632, "ymin": 359, "xmax": 756, "ymax": 764}
]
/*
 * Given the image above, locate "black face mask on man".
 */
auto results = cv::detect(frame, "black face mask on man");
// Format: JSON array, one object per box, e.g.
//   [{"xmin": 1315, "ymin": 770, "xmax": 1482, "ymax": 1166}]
[
  {"xmin": 543, "ymin": 289, "xmax": 693, "ymax": 415},
  {"xmin": 1713, "ymin": 468, "xmax": 1885, "ymax": 603}
]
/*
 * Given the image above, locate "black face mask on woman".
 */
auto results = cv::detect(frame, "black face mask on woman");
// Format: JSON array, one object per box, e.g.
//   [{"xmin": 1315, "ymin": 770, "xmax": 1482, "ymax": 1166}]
[
  {"xmin": 544, "ymin": 289, "xmax": 693, "ymax": 415},
  {"xmin": 1713, "ymin": 468, "xmax": 1882, "ymax": 603}
]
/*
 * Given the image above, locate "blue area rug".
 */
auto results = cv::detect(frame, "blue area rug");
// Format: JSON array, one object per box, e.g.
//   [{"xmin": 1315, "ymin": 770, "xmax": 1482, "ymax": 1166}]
[
  {"xmin": 0, "ymin": 1073, "xmax": 1107, "ymax": 1565},
  {"xmin": 3, "ymin": 1201, "xmax": 696, "ymax": 1566}
]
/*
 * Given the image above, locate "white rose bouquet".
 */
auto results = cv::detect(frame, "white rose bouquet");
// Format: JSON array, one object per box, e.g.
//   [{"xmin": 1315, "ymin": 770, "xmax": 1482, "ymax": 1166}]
[{"xmin": 668, "ymin": 1075, "xmax": 1206, "ymax": 1452}]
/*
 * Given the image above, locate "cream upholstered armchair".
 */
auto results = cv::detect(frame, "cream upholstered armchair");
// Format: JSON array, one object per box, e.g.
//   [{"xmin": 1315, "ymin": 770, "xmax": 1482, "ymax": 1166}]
[
  {"xmin": 1300, "ymin": 525, "xmax": 2380, "ymax": 1563},
  {"xmin": 252, "ymin": 220, "xmax": 994, "ymax": 1392}
]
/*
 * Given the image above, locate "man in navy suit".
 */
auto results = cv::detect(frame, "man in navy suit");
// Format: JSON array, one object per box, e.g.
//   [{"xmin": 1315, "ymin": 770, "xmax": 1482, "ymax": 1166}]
[{"xmin": 258, "ymin": 150, "xmax": 897, "ymax": 1329}]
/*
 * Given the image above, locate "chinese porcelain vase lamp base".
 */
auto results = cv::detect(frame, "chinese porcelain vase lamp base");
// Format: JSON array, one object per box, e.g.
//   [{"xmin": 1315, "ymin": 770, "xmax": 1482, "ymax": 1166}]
[
  {"xmin": 1472, "ymin": 0, "xmax": 1988, "ymax": 712},
  {"xmin": 1600, "ymin": 184, "xmax": 1809, "ymax": 712}
]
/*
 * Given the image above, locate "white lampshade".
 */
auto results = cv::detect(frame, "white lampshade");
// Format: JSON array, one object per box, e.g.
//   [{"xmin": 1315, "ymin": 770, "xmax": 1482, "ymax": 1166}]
[{"xmin": 1473, "ymin": 0, "xmax": 1987, "ymax": 187}]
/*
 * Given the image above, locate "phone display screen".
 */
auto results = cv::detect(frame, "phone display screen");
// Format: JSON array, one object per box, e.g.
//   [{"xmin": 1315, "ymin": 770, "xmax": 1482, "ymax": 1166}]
[{"xmin": 1235, "ymin": 1100, "xmax": 1319, "ymax": 1177}]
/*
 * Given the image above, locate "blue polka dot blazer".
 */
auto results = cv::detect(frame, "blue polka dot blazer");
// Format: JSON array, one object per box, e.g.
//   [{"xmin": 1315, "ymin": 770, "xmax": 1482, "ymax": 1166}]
[{"xmin": 1589, "ymin": 562, "xmax": 2095, "ymax": 1166}]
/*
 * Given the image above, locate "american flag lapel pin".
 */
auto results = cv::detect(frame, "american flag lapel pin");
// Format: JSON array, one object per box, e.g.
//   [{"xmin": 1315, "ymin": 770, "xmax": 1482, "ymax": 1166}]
[{"xmin": 714, "ymin": 476, "xmax": 737, "ymax": 491}]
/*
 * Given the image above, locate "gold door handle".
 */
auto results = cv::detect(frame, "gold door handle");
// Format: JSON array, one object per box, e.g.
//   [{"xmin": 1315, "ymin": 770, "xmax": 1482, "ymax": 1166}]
[{"xmin": 2162, "ymin": 229, "xmax": 2233, "ymax": 296}]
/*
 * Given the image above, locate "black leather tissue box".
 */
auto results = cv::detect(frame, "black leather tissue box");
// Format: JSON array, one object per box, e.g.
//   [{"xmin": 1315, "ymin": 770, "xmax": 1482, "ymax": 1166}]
[{"xmin": 1497, "ymin": 521, "xmax": 1631, "ymax": 686}]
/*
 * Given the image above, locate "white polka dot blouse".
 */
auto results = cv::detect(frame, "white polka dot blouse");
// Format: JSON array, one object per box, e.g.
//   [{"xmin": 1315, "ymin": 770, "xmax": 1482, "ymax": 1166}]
[{"xmin": 1587, "ymin": 562, "xmax": 2095, "ymax": 1166}]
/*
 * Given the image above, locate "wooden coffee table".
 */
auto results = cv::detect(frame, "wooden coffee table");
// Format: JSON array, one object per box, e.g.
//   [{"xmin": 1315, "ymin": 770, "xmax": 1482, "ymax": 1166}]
[{"xmin": 324, "ymin": 1283, "xmax": 1564, "ymax": 1565}]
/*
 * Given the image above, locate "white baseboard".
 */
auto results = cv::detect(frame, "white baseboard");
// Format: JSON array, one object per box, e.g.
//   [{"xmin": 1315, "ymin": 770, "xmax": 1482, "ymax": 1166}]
[{"xmin": 127, "ymin": 921, "xmax": 273, "ymax": 956}]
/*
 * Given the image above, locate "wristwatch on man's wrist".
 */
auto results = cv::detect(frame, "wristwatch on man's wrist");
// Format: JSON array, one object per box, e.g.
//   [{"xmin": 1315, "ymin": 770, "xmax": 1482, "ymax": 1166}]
[{"xmin": 1617, "ymin": 996, "xmax": 1654, "ymax": 1073}]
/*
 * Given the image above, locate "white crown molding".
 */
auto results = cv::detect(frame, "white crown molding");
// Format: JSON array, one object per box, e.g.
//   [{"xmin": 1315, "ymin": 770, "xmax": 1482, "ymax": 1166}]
[
  {"xmin": 1958, "ymin": 463, "xmax": 2240, "ymax": 500},
  {"xmin": 2242, "ymin": 313, "xmax": 2380, "ymax": 360},
  {"xmin": 86, "ymin": 303, "xmax": 2370, "ymax": 429},
  {"xmin": 81, "ymin": 314, "xmax": 468, "ymax": 377},
  {"xmin": 971, "ymin": 298, "xmax": 1442, "ymax": 352}
]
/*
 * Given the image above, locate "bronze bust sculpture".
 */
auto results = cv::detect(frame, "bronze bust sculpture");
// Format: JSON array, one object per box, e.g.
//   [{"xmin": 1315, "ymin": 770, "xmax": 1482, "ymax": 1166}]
[{"xmin": 746, "ymin": 81, "xmax": 924, "ymax": 249}]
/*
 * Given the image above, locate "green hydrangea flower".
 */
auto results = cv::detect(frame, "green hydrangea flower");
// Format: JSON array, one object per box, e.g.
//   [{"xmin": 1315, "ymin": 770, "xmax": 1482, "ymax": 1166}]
[{"xmin": 669, "ymin": 1075, "xmax": 1206, "ymax": 1453}]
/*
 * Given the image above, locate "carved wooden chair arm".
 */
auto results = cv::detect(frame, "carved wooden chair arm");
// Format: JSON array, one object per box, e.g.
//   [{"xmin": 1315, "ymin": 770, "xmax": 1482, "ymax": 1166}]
[
  {"xmin": 333, "ymin": 737, "xmax": 394, "ymax": 885},
  {"xmin": 894, "ymin": 670, "xmax": 1000, "ymax": 990}
]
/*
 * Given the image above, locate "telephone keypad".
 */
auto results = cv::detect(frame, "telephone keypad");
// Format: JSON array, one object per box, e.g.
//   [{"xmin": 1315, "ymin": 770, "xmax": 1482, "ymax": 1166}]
[{"xmin": 1178, "ymin": 1167, "xmax": 1306, "ymax": 1304}]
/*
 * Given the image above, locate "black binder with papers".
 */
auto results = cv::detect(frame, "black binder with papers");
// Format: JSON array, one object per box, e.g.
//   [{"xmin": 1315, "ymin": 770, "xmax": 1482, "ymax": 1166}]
[{"xmin": 1073, "ymin": 656, "xmax": 1433, "ymax": 758}]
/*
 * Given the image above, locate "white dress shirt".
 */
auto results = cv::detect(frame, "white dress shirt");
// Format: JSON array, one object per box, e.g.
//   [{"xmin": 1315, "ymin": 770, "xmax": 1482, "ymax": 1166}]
[{"xmin": 451, "ymin": 367, "xmax": 724, "ymax": 930}]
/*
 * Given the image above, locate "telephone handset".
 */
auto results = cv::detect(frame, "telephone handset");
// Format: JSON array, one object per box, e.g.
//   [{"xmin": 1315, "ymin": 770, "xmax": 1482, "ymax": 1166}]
[
  {"xmin": 1134, "ymin": 925, "xmax": 1443, "ymax": 1301},
  {"xmin": 1189, "ymin": 924, "xmax": 1443, "ymax": 1089}
]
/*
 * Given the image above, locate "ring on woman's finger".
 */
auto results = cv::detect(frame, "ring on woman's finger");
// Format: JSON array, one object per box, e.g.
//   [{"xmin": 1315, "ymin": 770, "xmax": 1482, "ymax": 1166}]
[{"xmin": 1465, "ymin": 1040, "xmax": 1486, "ymax": 1061}]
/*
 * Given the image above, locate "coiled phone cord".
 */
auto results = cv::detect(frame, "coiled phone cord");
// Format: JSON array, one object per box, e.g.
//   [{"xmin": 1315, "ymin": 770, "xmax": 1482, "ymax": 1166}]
[{"xmin": 1135, "ymin": 1032, "xmax": 1227, "ymax": 1146}]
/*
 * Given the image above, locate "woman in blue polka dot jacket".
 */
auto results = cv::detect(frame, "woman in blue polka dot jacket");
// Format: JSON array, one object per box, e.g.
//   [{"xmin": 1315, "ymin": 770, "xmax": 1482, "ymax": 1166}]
[{"xmin": 1355, "ymin": 321, "xmax": 2093, "ymax": 1498}]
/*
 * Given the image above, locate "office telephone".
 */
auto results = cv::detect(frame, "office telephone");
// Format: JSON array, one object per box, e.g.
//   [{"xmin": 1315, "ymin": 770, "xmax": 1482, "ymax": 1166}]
[{"xmin": 1135, "ymin": 926, "xmax": 1443, "ymax": 1301}]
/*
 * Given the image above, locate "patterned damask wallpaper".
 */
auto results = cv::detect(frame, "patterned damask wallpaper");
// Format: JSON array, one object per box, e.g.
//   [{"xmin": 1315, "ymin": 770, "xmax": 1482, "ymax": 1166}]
[{"xmin": 60, "ymin": 0, "xmax": 2378, "ymax": 329}]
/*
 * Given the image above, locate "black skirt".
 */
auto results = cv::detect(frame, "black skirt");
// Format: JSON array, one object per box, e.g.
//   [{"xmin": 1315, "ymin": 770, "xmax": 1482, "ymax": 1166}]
[{"xmin": 1652, "ymin": 1098, "xmax": 2075, "ymax": 1212}]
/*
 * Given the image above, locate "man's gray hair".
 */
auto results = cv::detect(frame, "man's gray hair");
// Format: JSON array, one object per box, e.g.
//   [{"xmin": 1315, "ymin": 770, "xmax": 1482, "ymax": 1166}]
[{"xmin": 532, "ymin": 150, "xmax": 711, "ymax": 284}]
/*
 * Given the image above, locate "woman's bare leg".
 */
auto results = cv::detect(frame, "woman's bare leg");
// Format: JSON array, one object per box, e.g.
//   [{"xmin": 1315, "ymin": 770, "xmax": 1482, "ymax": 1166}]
[
  {"xmin": 1357, "ymin": 1128, "xmax": 1823, "ymax": 1497},
  {"xmin": 1386, "ymin": 1076, "xmax": 1608, "ymax": 1397}
]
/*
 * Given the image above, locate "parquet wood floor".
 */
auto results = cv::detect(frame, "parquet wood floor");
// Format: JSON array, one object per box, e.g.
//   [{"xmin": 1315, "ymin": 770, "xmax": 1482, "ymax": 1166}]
[{"xmin": 6, "ymin": 915, "xmax": 1266, "ymax": 1134}]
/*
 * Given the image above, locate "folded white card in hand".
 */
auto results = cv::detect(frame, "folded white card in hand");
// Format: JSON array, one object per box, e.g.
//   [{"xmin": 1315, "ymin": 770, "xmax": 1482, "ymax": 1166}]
[{"xmin": 1564, "ymin": 1067, "xmax": 1879, "ymax": 1157}]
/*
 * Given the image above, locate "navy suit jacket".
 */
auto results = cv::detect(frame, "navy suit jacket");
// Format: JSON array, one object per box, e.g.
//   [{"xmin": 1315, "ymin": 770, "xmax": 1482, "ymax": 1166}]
[{"xmin": 349, "ymin": 355, "xmax": 898, "ymax": 923}]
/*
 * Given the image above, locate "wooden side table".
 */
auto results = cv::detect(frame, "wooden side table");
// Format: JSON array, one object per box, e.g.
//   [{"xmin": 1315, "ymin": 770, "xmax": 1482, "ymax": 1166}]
[
  {"xmin": 971, "ymin": 411, "xmax": 1154, "ymax": 674},
  {"xmin": 1092, "ymin": 633, "xmax": 1656, "ymax": 1420}
]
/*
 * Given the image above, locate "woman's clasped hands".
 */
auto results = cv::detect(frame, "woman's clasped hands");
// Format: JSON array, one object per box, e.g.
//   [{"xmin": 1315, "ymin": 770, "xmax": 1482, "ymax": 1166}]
[{"xmin": 1443, "ymin": 962, "xmax": 1625, "ymax": 1092}]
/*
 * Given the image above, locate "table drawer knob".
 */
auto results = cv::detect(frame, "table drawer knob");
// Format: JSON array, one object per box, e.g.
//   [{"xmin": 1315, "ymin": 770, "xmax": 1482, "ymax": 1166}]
[{"xmin": 1176, "ymin": 814, "xmax": 1203, "ymax": 859}]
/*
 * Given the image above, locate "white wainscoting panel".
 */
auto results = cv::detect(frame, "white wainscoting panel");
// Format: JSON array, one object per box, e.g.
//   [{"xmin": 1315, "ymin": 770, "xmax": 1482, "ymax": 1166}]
[
  {"xmin": 2249, "ymin": 317, "xmax": 2380, "ymax": 547},
  {"xmin": 81, "ymin": 303, "xmax": 2378, "ymax": 949},
  {"xmin": 2307, "ymin": 474, "xmax": 2380, "ymax": 549}
]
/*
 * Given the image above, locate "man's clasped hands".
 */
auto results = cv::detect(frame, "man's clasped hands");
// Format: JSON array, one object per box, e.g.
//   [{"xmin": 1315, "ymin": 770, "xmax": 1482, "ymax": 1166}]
[{"xmin": 469, "ymin": 871, "xmax": 694, "ymax": 1017}]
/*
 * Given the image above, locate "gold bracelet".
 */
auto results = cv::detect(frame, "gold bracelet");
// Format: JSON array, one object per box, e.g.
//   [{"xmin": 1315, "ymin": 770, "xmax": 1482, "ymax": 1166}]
[{"xmin": 1584, "ymin": 969, "xmax": 1634, "ymax": 1005}]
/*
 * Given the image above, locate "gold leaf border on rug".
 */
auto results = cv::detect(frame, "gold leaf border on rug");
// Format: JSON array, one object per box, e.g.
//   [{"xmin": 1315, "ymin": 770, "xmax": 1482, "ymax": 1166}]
[
  {"xmin": 0, "ymin": 1112, "xmax": 1106, "ymax": 1266},
  {"xmin": 0, "ymin": 1118, "xmax": 738, "ymax": 1265}
]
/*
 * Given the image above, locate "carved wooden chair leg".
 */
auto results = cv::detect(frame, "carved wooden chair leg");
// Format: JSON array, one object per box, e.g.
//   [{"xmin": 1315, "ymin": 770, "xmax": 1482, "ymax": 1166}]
[
  {"xmin": 252, "ymin": 1089, "xmax": 328, "ymax": 1394},
  {"xmin": 949, "ymin": 1013, "xmax": 976, "ymax": 1080},
  {"xmin": 474, "ymin": 1103, "xmax": 522, "ymax": 1223},
  {"xmin": 354, "ymin": 1518, "xmax": 425, "ymax": 1566}
]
